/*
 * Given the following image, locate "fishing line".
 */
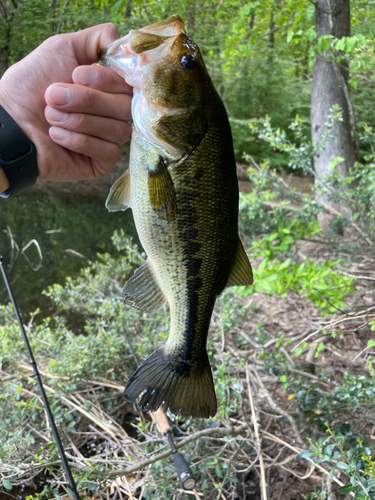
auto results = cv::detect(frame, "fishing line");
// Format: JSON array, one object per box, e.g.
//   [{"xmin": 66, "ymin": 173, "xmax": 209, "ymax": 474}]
[{"xmin": 0, "ymin": 256, "xmax": 80, "ymax": 500}]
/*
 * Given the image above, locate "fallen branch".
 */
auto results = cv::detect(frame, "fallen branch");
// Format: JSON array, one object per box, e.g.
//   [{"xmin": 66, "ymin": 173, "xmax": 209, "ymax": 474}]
[{"xmin": 246, "ymin": 365, "xmax": 268, "ymax": 500}]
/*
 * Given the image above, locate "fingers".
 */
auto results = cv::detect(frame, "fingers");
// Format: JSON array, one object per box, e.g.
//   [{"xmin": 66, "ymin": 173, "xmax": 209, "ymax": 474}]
[
  {"xmin": 41, "ymin": 24, "xmax": 121, "ymax": 68},
  {"xmin": 45, "ymin": 83, "xmax": 132, "ymax": 122},
  {"xmin": 72, "ymin": 65, "xmax": 133, "ymax": 95},
  {"xmin": 45, "ymin": 105, "xmax": 132, "ymax": 144},
  {"xmin": 48, "ymin": 126, "xmax": 121, "ymax": 175},
  {"xmin": 44, "ymin": 44, "xmax": 133, "ymax": 172},
  {"xmin": 71, "ymin": 23, "xmax": 121, "ymax": 65}
]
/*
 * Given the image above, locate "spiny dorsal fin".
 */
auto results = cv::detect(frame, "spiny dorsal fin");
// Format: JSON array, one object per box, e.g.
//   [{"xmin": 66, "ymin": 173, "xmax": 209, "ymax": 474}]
[
  {"xmin": 148, "ymin": 157, "xmax": 177, "ymax": 221},
  {"xmin": 226, "ymin": 238, "xmax": 253, "ymax": 287},
  {"xmin": 106, "ymin": 169, "xmax": 132, "ymax": 212},
  {"xmin": 123, "ymin": 260, "xmax": 167, "ymax": 312}
]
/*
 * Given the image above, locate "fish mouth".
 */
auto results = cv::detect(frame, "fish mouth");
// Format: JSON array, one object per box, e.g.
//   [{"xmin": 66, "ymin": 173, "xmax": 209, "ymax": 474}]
[
  {"xmin": 134, "ymin": 14, "xmax": 185, "ymax": 37},
  {"xmin": 100, "ymin": 15, "xmax": 188, "ymax": 88},
  {"xmin": 101, "ymin": 15, "xmax": 185, "ymax": 60}
]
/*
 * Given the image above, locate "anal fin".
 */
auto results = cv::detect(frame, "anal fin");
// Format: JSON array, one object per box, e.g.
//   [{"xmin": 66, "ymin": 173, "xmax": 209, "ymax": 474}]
[
  {"xmin": 106, "ymin": 169, "xmax": 132, "ymax": 212},
  {"xmin": 123, "ymin": 260, "xmax": 167, "ymax": 312},
  {"xmin": 226, "ymin": 238, "xmax": 253, "ymax": 287}
]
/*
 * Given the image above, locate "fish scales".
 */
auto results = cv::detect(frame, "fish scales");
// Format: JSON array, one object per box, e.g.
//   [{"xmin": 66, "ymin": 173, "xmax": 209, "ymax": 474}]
[
  {"xmin": 101, "ymin": 15, "xmax": 253, "ymax": 418},
  {"xmin": 133, "ymin": 122, "xmax": 238, "ymax": 356}
]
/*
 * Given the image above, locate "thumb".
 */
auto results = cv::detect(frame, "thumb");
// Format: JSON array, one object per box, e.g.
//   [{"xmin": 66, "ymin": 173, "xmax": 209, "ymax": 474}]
[{"xmin": 70, "ymin": 23, "xmax": 121, "ymax": 66}]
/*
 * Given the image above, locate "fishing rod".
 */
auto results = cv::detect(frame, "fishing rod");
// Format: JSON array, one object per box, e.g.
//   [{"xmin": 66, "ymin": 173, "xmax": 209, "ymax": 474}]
[
  {"xmin": 124, "ymin": 330, "xmax": 196, "ymax": 490},
  {"xmin": 0, "ymin": 256, "xmax": 81, "ymax": 500},
  {"xmin": 1, "ymin": 252, "xmax": 196, "ymax": 497},
  {"xmin": 153, "ymin": 408, "xmax": 196, "ymax": 490}
]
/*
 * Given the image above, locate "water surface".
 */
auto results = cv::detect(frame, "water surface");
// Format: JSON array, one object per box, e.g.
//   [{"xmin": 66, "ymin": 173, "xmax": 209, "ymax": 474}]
[{"xmin": 0, "ymin": 190, "xmax": 136, "ymax": 315}]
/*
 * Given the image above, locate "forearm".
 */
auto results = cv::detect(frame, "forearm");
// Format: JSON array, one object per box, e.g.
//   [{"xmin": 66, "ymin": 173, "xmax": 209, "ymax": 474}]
[{"xmin": 0, "ymin": 167, "xmax": 10, "ymax": 193}]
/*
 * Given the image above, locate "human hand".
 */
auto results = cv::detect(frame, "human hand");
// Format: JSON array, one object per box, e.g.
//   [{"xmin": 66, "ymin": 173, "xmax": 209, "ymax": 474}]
[{"xmin": 0, "ymin": 24, "xmax": 132, "ymax": 183}]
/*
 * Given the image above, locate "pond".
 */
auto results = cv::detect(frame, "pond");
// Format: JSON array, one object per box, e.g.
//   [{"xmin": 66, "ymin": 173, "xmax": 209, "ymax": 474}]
[{"xmin": 0, "ymin": 187, "xmax": 136, "ymax": 317}]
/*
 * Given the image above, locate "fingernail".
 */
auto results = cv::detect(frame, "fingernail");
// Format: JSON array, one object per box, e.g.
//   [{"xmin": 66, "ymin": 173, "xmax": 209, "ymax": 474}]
[
  {"xmin": 48, "ymin": 85, "xmax": 71, "ymax": 105},
  {"xmin": 73, "ymin": 66, "xmax": 98, "ymax": 86},
  {"xmin": 50, "ymin": 126, "xmax": 70, "ymax": 142},
  {"xmin": 45, "ymin": 106, "xmax": 67, "ymax": 123}
]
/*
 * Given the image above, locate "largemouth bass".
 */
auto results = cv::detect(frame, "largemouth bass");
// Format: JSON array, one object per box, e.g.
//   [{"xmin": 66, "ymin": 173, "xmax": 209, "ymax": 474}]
[{"xmin": 101, "ymin": 15, "xmax": 253, "ymax": 418}]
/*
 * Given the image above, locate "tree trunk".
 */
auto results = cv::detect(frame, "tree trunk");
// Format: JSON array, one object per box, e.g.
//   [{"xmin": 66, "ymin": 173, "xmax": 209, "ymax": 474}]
[
  {"xmin": 311, "ymin": 0, "xmax": 355, "ymax": 216},
  {"xmin": 125, "ymin": 0, "xmax": 132, "ymax": 19},
  {"xmin": 187, "ymin": 0, "xmax": 195, "ymax": 36},
  {"xmin": 0, "ymin": 1, "xmax": 13, "ymax": 74},
  {"xmin": 50, "ymin": 0, "xmax": 57, "ymax": 33},
  {"xmin": 268, "ymin": 11, "xmax": 274, "ymax": 65},
  {"xmin": 249, "ymin": 11, "xmax": 255, "ymax": 31}
]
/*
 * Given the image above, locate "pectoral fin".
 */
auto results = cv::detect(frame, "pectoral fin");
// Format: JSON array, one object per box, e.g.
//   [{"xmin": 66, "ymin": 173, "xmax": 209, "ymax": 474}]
[
  {"xmin": 106, "ymin": 169, "xmax": 132, "ymax": 212},
  {"xmin": 123, "ymin": 259, "xmax": 167, "ymax": 312},
  {"xmin": 148, "ymin": 157, "xmax": 177, "ymax": 221},
  {"xmin": 226, "ymin": 238, "xmax": 253, "ymax": 287}
]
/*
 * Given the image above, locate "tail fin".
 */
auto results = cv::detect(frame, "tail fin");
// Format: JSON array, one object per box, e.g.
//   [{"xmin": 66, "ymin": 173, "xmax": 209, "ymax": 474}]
[{"xmin": 123, "ymin": 347, "xmax": 217, "ymax": 418}]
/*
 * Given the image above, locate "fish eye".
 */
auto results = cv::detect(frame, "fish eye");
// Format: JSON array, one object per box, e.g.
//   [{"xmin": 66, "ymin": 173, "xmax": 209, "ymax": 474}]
[{"xmin": 180, "ymin": 53, "xmax": 197, "ymax": 70}]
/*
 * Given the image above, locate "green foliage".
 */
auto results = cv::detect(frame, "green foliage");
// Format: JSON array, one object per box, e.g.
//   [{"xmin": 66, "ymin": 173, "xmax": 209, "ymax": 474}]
[
  {"xmin": 0, "ymin": 232, "xmax": 163, "ymax": 463},
  {"xmin": 271, "ymin": 356, "xmax": 375, "ymax": 429},
  {"xmin": 300, "ymin": 424, "xmax": 375, "ymax": 500},
  {"xmin": 2, "ymin": 2, "xmax": 375, "ymax": 498},
  {"xmin": 0, "ymin": 231, "xmax": 250, "ymax": 499},
  {"xmin": 334, "ymin": 370, "xmax": 375, "ymax": 408},
  {"xmin": 240, "ymin": 109, "xmax": 375, "ymax": 246},
  {"xmin": 235, "ymin": 217, "xmax": 354, "ymax": 314},
  {"xmin": 302, "ymin": 485, "xmax": 334, "ymax": 500},
  {"xmin": 2, "ymin": 0, "xmax": 374, "ymax": 164}
]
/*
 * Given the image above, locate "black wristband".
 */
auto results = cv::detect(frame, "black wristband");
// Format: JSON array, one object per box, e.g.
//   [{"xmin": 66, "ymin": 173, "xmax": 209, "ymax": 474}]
[{"xmin": 0, "ymin": 105, "xmax": 38, "ymax": 197}]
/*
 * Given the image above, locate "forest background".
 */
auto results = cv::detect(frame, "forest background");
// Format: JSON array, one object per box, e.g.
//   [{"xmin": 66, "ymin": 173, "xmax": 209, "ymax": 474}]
[{"xmin": 1, "ymin": 1, "xmax": 375, "ymax": 500}]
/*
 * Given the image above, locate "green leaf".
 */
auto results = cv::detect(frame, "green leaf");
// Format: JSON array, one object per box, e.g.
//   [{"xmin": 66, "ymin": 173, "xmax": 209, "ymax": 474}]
[
  {"xmin": 346, "ymin": 37, "xmax": 356, "ymax": 52},
  {"xmin": 2, "ymin": 480, "xmax": 12, "ymax": 491},
  {"xmin": 85, "ymin": 482, "xmax": 98, "ymax": 491},
  {"xmin": 339, "ymin": 484, "xmax": 358, "ymax": 493},
  {"xmin": 295, "ymin": 347, "xmax": 303, "ymax": 357},
  {"xmin": 336, "ymin": 461, "xmax": 350, "ymax": 470},
  {"xmin": 215, "ymin": 464, "xmax": 223, "ymax": 478},
  {"xmin": 324, "ymin": 444, "xmax": 335, "ymax": 457},
  {"xmin": 298, "ymin": 450, "xmax": 314, "ymax": 459},
  {"xmin": 368, "ymin": 340, "xmax": 375, "ymax": 347},
  {"xmin": 328, "ymin": 156, "xmax": 345, "ymax": 170},
  {"xmin": 354, "ymin": 490, "xmax": 369, "ymax": 500}
]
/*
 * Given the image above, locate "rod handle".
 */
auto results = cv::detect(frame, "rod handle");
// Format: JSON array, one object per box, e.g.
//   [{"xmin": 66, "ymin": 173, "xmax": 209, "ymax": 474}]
[
  {"xmin": 172, "ymin": 452, "xmax": 196, "ymax": 490},
  {"xmin": 153, "ymin": 407, "xmax": 171, "ymax": 434}
]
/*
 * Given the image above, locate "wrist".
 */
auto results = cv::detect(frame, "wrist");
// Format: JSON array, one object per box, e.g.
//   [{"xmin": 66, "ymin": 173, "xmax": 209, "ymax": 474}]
[
  {"xmin": 0, "ymin": 167, "xmax": 10, "ymax": 193},
  {"xmin": 0, "ymin": 105, "xmax": 38, "ymax": 197}
]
